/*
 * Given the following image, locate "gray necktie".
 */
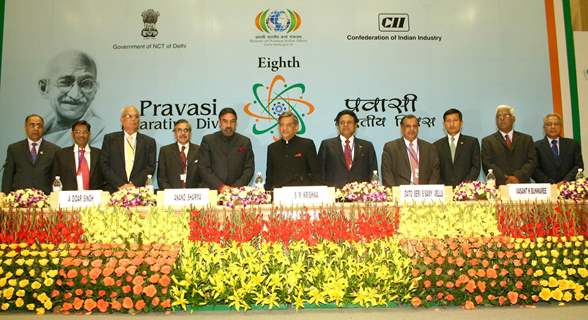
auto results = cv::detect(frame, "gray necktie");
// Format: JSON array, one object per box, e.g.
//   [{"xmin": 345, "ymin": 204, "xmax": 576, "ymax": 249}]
[{"xmin": 450, "ymin": 137, "xmax": 456, "ymax": 163}]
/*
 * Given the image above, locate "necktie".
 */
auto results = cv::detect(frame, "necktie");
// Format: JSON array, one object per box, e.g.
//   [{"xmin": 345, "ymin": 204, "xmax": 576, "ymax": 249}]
[
  {"xmin": 449, "ymin": 137, "xmax": 456, "ymax": 163},
  {"xmin": 30, "ymin": 142, "xmax": 38, "ymax": 163},
  {"xmin": 180, "ymin": 145, "xmax": 187, "ymax": 187},
  {"xmin": 408, "ymin": 142, "xmax": 419, "ymax": 184},
  {"xmin": 504, "ymin": 134, "xmax": 512, "ymax": 150},
  {"xmin": 125, "ymin": 137, "xmax": 135, "ymax": 180},
  {"xmin": 551, "ymin": 140, "xmax": 559, "ymax": 157},
  {"xmin": 77, "ymin": 148, "xmax": 90, "ymax": 190},
  {"xmin": 344, "ymin": 139, "xmax": 352, "ymax": 171}
]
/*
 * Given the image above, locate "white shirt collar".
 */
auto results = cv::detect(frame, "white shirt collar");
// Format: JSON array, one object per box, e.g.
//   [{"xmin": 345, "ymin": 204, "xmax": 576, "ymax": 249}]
[
  {"xmin": 339, "ymin": 135, "xmax": 355, "ymax": 144},
  {"xmin": 124, "ymin": 131, "xmax": 137, "ymax": 140},
  {"xmin": 74, "ymin": 144, "xmax": 90, "ymax": 153},
  {"xmin": 27, "ymin": 138, "xmax": 42, "ymax": 146},
  {"xmin": 547, "ymin": 136, "xmax": 559, "ymax": 145},
  {"xmin": 448, "ymin": 132, "xmax": 461, "ymax": 142},
  {"xmin": 403, "ymin": 137, "xmax": 418, "ymax": 149},
  {"xmin": 499, "ymin": 130, "xmax": 513, "ymax": 140},
  {"xmin": 177, "ymin": 142, "xmax": 190, "ymax": 151}
]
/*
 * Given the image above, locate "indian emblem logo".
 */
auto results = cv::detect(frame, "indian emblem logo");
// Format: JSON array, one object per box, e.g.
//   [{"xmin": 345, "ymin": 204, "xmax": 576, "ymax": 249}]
[{"xmin": 141, "ymin": 9, "xmax": 160, "ymax": 38}]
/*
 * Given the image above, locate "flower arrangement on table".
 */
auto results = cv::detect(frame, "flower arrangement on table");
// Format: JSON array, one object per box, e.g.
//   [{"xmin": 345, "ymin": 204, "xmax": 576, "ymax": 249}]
[
  {"xmin": 217, "ymin": 186, "xmax": 271, "ymax": 208},
  {"xmin": 3, "ymin": 188, "xmax": 49, "ymax": 209},
  {"xmin": 452, "ymin": 181, "xmax": 496, "ymax": 201},
  {"xmin": 335, "ymin": 181, "xmax": 393, "ymax": 202},
  {"xmin": 110, "ymin": 187, "xmax": 156, "ymax": 208},
  {"xmin": 558, "ymin": 178, "xmax": 588, "ymax": 201}
]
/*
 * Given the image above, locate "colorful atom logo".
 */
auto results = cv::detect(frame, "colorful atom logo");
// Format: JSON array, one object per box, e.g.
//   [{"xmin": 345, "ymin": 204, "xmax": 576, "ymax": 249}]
[
  {"xmin": 255, "ymin": 9, "xmax": 301, "ymax": 33},
  {"xmin": 243, "ymin": 75, "xmax": 315, "ymax": 141}
]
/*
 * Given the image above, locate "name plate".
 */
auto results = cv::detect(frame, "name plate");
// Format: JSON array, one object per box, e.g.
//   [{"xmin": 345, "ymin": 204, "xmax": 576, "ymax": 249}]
[
  {"xmin": 508, "ymin": 183, "xmax": 551, "ymax": 201},
  {"xmin": 399, "ymin": 184, "xmax": 445, "ymax": 203},
  {"xmin": 58, "ymin": 190, "xmax": 103, "ymax": 208},
  {"xmin": 161, "ymin": 188, "xmax": 210, "ymax": 207},
  {"xmin": 273, "ymin": 186, "xmax": 335, "ymax": 205}
]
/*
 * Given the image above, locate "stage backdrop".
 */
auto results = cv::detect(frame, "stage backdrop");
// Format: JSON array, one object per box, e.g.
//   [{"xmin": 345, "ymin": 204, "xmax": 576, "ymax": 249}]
[{"xmin": 0, "ymin": 0, "xmax": 554, "ymax": 186}]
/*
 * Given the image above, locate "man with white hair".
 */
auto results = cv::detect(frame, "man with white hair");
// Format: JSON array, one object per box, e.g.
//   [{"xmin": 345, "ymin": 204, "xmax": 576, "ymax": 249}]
[
  {"xmin": 100, "ymin": 106, "xmax": 156, "ymax": 192},
  {"xmin": 481, "ymin": 105, "xmax": 537, "ymax": 185}
]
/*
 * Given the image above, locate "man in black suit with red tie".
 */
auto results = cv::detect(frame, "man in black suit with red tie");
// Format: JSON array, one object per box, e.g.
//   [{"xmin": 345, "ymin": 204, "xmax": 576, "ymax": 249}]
[
  {"xmin": 100, "ymin": 106, "xmax": 156, "ymax": 192},
  {"xmin": 533, "ymin": 113, "xmax": 583, "ymax": 183},
  {"xmin": 318, "ymin": 110, "xmax": 378, "ymax": 188},
  {"xmin": 2, "ymin": 114, "xmax": 60, "ymax": 194},
  {"xmin": 481, "ymin": 105, "xmax": 537, "ymax": 185},
  {"xmin": 157, "ymin": 119, "xmax": 201, "ymax": 189},
  {"xmin": 52, "ymin": 120, "xmax": 104, "ymax": 190},
  {"xmin": 434, "ymin": 108, "xmax": 480, "ymax": 187},
  {"xmin": 265, "ymin": 111, "xmax": 321, "ymax": 189}
]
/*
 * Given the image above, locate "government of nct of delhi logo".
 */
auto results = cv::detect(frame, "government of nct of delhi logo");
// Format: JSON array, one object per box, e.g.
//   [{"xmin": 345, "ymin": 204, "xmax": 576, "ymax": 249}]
[
  {"xmin": 255, "ymin": 9, "xmax": 301, "ymax": 33},
  {"xmin": 243, "ymin": 75, "xmax": 315, "ymax": 141}
]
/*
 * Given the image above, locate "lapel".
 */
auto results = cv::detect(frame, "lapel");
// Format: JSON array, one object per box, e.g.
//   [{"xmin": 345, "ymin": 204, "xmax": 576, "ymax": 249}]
[
  {"xmin": 21, "ymin": 140, "xmax": 35, "ymax": 166},
  {"xmin": 494, "ymin": 131, "xmax": 510, "ymax": 152},
  {"xmin": 89, "ymin": 147, "xmax": 98, "ymax": 176},
  {"xmin": 399, "ymin": 139, "xmax": 411, "ymax": 175},
  {"xmin": 353, "ymin": 138, "xmax": 362, "ymax": 165},
  {"xmin": 35, "ymin": 140, "xmax": 49, "ymax": 167},
  {"xmin": 417, "ymin": 139, "xmax": 425, "ymax": 171},
  {"xmin": 543, "ymin": 137, "xmax": 561, "ymax": 165},
  {"xmin": 118, "ymin": 132, "xmax": 126, "ymax": 166},
  {"xmin": 173, "ymin": 144, "xmax": 184, "ymax": 169},
  {"xmin": 334, "ymin": 137, "xmax": 347, "ymax": 169},
  {"xmin": 453, "ymin": 135, "xmax": 464, "ymax": 165},
  {"xmin": 187, "ymin": 143, "xmax": 198, "ymax": 167},
  {"xmin": 67, "ymin": 146, "xmax": 77, "ymax": 176},
  {"xmin": 511, "ymin": 131, "xmax": 521, "ymax": 152}
]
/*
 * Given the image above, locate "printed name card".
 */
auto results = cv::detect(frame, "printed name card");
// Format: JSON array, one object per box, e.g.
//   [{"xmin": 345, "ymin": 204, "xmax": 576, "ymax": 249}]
[
  {"xmin": 58, "ymin": 190, "xmax": 103, "ymax": 208},
  {"xmin": 399, "ymin": 185, "xmax": 446, "ymax": 203},
  {"xmin": 160, "ymin": 188, "xmax": 212, "ymax": 207},
  {"xmin": 273, "ymin": 186, "xmax": 335, "ymax": 206},
  {"xmin": 507, "ymin": 184, "xmax": 551, "ymax": 201}
]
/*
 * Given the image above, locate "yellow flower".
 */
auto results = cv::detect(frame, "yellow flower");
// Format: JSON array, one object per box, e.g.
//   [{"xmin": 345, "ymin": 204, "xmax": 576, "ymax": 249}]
[
  {"xmin": 38, "ymin": 259, "xmax": 48, "ymax": 267},
  {"xmin": 15, "ymin": 269, "xmax": 24, "ymax": 276},
  {"xmin": 534, "ymin": 270, "xmax": 544, "ymax": 277},
  {"xmin": 0, "ymin": 278, "xmax": 6, "ymax": 287},
  {"xmin": 3, "ymin": 287, "xmax": 15, "ymax": 299},
  {"xmin": 31, "ymin": 281, "xmax": 41, "ymax": 290},
  {"xmin": 28, "ymin": 269, "xmax": 35, "ymax": 277},
  {"xmin": 564, "ymin": 258, "xmax": 572, "ymax": 266},
  {"xmin": 563, "ymin": 291, "xmax": 573, "ymax": 302},
  {"xmin": 1, "ymin": 303, "xmax": 9, "ymax": 311},
  {"xmin": 26, "ymin": 303, "xmax": 35, "ymax": 311},
  {"xmin": 548, "ymin": 277, "xmax": 558, "ymax": 288},
  {"xmin": 540, "ymin": 279, "xmax": 548, "ymax": 287},
  {"xmin": 47, "ymin": 270, "xmax": 58, "ymax": 278},
  {"xmin": 575, "ymin": 292, "xmax": 585, "ymax": 301},
  {"xmin": 15, "ymin": 298, "xmax": 24, "ymax": 308},
  {"xmin": 7, "ymin": 279, "xmax": 17, "ymax": 287},
  {"xmin": 43, "ymin": 300, "xmax": 52, "ymax": 310},
  {"xmin": 579, "ymin": 268, "xmax": 588, "ymax": 278},
  {"xmin": 16, "ymin": 289, "xmax": 25, "ymax": 297},
  {"xmin": 43, "ymin": 278, "xmax": 53, "ymax": 287},
  {"xmin": 18, "ymin": 279, "xmax": 29, "ymax": 288},
  {"xmin": 551, "ymin": 288, "xmax": 563, "ymax": 301},
  {"xmin": 545, "ymin": 266, "xmax": 554, "ymax": 275},
  {"xmin": 568, "ymin": 268, "xmax": 577, "ymax": 276},
  {"xmin": 36, "ymin": 307, "xmax": 45, "ymax": 315},
  {"xmin": 15, "ymin": 258, "xmax": 25, "ymax": 266},
  {"xmin": 539, "ymin": 288, "xmax": 551, "ymax": 301}
]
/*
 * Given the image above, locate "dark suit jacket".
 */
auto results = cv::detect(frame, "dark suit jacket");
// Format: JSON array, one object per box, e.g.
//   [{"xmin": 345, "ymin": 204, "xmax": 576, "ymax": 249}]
[
  {"xmin": 157, "ymin": 142, "xmax": 201, "ymax": 189},
  {"xmin": 318, "ymin": 136, "xmax": 378, "ymax": 188},
  {"xmin": 533, "ymin": 137, "xmax": 583, "ymax": 183},
  {"xmin": 100, "ymin": 131, "xmax": 156, "ymax": 192},
  {"xmin": 2, "ymin": 139, "xmax": 60, "ymax": 194},
  {"xmin": 381, "ymin": 138, "xmax": 440, "ymax": 187},
  {"xmin": 434, "ymin": 134, "xmax": 481, "ymax": 187},
  {"xmin": 198, "ymin": 131, "xmax": 254, "ymax": 189},
  {"xmin": 481, "ymin": 131, "xmax": 537, "ymax": 185},
  {"xmin": 265, "ymin": 135, "xmax": 321, "ymax": 189},
  {"xmin": 52, "ymin": 145, "xmax": 105, "ymax": 190}
]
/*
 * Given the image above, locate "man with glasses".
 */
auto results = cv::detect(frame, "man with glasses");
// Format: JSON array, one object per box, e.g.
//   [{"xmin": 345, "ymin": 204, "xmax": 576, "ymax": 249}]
[
  {"xmin": 100, "ymin": 106, "xmax": 156, "ymax": 192},
  {"xmin": 481, "ymin": 105, "xmax": 537, "ymax": 185},
  {"xmin": 533, "ymin": 113, "xmax": 583, "ymax": 184},
  {"xmin": 381, "ymin": 114, "xmax": 440, "ymax": 186},
  {"xmin": 2, "ymin": 114, "xmax": 60, "ymax": 194},
  {"xmin": 157, "ymin": 119, "xmax": 201, "ymax": 189},
  {"xmin": 52, "ymin": 120, "xmax": 104, "ymax": 190},
  {"xmin": 38, "ymin": 50, "xmax": 105, "ymax": 147}
]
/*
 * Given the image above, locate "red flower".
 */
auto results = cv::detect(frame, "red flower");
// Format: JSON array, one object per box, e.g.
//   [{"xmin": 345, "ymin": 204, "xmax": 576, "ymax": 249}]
[
  {"xmin": 464, "ymin": 300, "xmax": 475, "ymax": 310},
  {"xmin": 96, "ymin": 299, "xmax": 109, "ymax": 313},
  {"xmin": 507, "ymin": 291, "xmax": 518, "ymax": 305},
  {"xmin": 465, "ymin": 280, "xmax": 476, "ymax": 293},
  {"xmin": 122, "ymin": 297, "xmax": 134, "ymax": 310},
  {"xmin": 475, "ymin": 295, "xmax": 483, "ymax": 305},
  {"xmin": 135, "ymin": 300, "xmax": 146, "ymax": 311},
  {"xmin": 411, "ymin": 297, "xmax": 422, "ymax": 307},
  {"xmin": 445, "ymin": 294, "xmax": 454, "ymax": 302}
]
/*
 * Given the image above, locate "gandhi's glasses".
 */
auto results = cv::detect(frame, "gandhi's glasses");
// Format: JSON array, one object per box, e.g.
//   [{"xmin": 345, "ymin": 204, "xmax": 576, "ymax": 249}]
[{"xmin": 55, "ymin": 77, "xmax": 97, "ymax": 94}]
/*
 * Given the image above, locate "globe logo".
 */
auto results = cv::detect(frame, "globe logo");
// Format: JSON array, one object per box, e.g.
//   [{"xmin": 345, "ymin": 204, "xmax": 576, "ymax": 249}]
[
  {"xmin": 266, "ymin": 10, "xmax": 291, "ymax": 32},
  {"xmin": 255, "ymin": 9, "xmax": 301, "ymax": 33}
]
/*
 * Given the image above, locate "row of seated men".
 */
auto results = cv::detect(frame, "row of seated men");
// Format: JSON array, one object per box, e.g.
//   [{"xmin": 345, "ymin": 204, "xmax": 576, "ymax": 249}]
[{"xmin": 1, "ymin": 104, "xmax": 583, "ymax": 195}]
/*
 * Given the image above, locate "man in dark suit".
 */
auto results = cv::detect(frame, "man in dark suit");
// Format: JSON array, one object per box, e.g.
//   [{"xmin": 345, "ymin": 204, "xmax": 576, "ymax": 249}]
[
  {"xmin": 481, "ymin": 105, "xmax": 537, "ymax": 185},
  {"xmin": 100, "ymin": 106, "xmax": 156, "ymax": 192},
  {"xmin": 318, "ymin": 110, "xmax": 377, "ymax": 188},
  {"xmin": 199, "ymin": 108, "xmax": 254, "ymax": 191},
  {"xmin": 2, "ymin": 114, "xmax": 60, "ymax": 194},
  {"xmin": 52, "ymin": 120, "xmax": 104, "ymax": 190},
  {"xmin": 266, "ymin": 111, "xmax": 321, "ymax": 189},
  {"xmin": 157, "ymin": 119, "xmax": 201, "ymax": 189},
  {"xmin": 533, "ymin": 113, "xmax": 583, "ymax": 183},
  {"xmin": 434, "ymin": 108, "xmax": 480, "ymax": 187},
  {"xmin": 381, "ymin": 115, "xmax": 440, "ymax": 187}
]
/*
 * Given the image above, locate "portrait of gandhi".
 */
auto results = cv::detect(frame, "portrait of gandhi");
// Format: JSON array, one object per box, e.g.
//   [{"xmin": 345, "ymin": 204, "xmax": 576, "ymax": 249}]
[{"xmin": 38, "ymin": 50, "xmax": 105, "ymax": 147}]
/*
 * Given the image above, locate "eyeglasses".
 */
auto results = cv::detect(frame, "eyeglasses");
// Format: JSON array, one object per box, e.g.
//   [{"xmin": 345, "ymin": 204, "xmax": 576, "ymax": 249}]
[
  {"xmin": 175, "ymin": 128, "xmax": 191, "ymax": 133},
  {"xmin": 496, "ymin": 114, "xmax": 513, "ymax": 119},
  {"xmin": 544, "ymin": 121, "xmax": 561, "ymax": 127},
  {"xmin": 122, "ymin": 114, "xmax": 140, "ymax": 120},
  {"xmin": 54, "ymin": 77, "xmax": 97, "ymax": 94}
]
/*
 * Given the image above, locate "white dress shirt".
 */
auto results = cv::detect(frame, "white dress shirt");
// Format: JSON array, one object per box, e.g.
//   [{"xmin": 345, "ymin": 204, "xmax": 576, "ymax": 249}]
[
  {"xmin": 339, "ymin": 135, "xmax": 355, "ymax": 161},
  {"xmin": 74, "ymin": 144, "xmax": 91, "ymax": 190}
]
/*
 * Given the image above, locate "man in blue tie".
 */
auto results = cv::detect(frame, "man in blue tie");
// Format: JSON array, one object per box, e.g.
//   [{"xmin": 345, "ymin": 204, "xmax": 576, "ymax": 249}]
[
  {"xmin": 2, "ymin": 114, "xmax": 60, "ymax": 194},
  {"xmin": 533, "ymin": 113, "xmax": 583, "ymax": 184}
]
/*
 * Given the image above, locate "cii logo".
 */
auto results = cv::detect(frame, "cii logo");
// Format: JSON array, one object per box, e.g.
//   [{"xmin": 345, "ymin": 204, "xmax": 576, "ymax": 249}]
[
  {"xmin": 256, "ymin": 9, "xmax": 301, "ymax": 33},
  {"xmin": 243, "ymin": 75, "xmax": 315, "ymax": 141},
  {"xmin": 379, "ymin": 13, "xmax": 409, "ymax": 32}
]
